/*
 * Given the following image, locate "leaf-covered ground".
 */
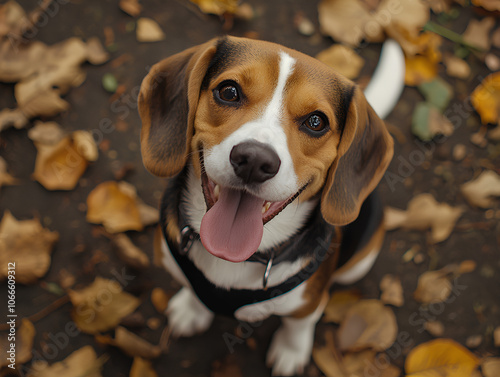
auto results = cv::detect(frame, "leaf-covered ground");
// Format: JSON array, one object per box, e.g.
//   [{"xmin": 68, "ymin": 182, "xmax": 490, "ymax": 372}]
[{"xmin": 0, "ymin": 0, "xmax": 499, "ymax": 376}]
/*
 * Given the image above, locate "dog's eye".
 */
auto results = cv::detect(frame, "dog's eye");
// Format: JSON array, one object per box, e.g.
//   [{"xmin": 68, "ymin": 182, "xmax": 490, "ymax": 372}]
[
  {"xmin": 216, "ymin": 83, "xmax": 240, "ymax": 103},
  {"xmin": 301, "ymin": 112, "xmax": 329, "ymax": 137}
]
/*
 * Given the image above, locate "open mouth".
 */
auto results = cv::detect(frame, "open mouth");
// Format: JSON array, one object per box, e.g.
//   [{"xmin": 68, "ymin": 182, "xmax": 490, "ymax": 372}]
[{"xmin": 199, "ymin": 159, "xmax": 306, "ymax": 263}]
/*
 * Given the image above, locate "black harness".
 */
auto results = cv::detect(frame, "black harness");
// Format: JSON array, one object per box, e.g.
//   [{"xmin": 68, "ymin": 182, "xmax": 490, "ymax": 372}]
[{"xmin": 160, "ymin": 170, "xmax": 341, "ymax": 318}]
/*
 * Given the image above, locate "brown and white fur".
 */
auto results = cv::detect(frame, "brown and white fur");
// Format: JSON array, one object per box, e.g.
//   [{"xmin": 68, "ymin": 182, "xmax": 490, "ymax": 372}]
[{"xmin": 138, "ymin": 36, "xmax": 404, "ymax": 376}]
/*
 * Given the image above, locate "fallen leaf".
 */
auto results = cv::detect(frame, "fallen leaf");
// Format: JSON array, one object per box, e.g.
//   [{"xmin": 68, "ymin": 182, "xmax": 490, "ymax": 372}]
[
  {"xmin": 412, "ymin": 102, "xmax": 454, "ymax": 141},
  {"xmin": 323, "ymin": 289, "xmax": 362, "ymax": 323},
  {"xmin": 0, "ymin": 107, "xmax": 29, "ymax": 131},
  {"xmin": 0, "ymin": 318, "xmax": 35, "ymax": 367},
  {"xmin": 69, "ymin": 277, "xmax": 140, "ymax": 334},
  {"xmin": 463, "ymin": 17, "xmax": 495, "ymax": 52},
  {"xmin": 483, "ymin": 358, "xmax": 500, "ymax": 377},
  {"xmin": 189, "ymin": 0, "xmax": 239, "ymax": 15},
  {"xmin": 424, "ymin": 320, "xmax": 445, "ymax": 337},
  {"xmin": 418, "ymin": 78, "xmax": 453, "ymax": 111},
  {"xmin": 32, "ymin": 132, "xmax": 97, "ymax": 191},
  {"xmin": 466, "ymin": 335, "xmax": 483, "ymax": 349},
  {"xmin": 472, "ymin": 0, "xmax": 500, "ymax": 10},
  {"xmin": 21, "ymin": 88, "xmax": 70, "ymax": 118},
  {"xmin": 113, "ymin": 233, "xmax": 150, "ymax": 269},
  {"xmin": 86, "ymin": 37, "xmax": 110, "ymax": 65},
  {"xmin": 384, "ymin": 194, "xmax": 463, "ymax": 243},
  {"xmin": 337, "ymin": 299, "xmax": 397, "ymax": 352},
  {"xmin": 0, "ymin": 0, "xmax": 28, "ymax": 38},
  {"xmin": 405, "ymin": 339, "xmax": 479, "ymax": 377},
  {"xmin": 471, "ymin": 72, "xmax": 500, "ymax": 125},
  {"xmin": 130, "ymin": 357, "xmax": 158, "ymax": 377},
  {"xmin": 485, "ymin": 53, "xmax": 500, "ymax": 71},
  {"xmin": 136, "ymin": 18, "xmax": 165, "ymax": 42},
  {"xmin": 461, "ymin": 170, "xmax": 500, "ymax": 208},
  {"xmin": 380, "ymin": 274, "xmax": 404, "ymax": 307},
  {"xmin": 342, "ymin": 349, "xmax": 377, "ymax": 376},
  {"xmin": 316, "ymin": 44, "xmax": 365, "ymax": 79},
  {"xmin": 0, "ymin": 40, "xmax": 48, "ymax": 82},
  {"xmin": 319, "ymin": 0, "xmax": 429, "ymax": 46},
  {"xmin": 26, "ymin": 345, "xmax": 104, "ymax": 377},
  {"xmin": 313, "ymin": 331, "xmax": 347, "ymax": 377},
  {"xmin": 119, "ymin": 0, "xmax": 142, "ymax": 17},
  {"xmin": 458, "ymin": 260, "xmax": 477, "ymax": 274},
  {"xmin": 413, "ymin": 268, "xmax": 452, "ymax": 304},
  {"xmin": 0, "ymin": 156, "xmax": 18, "ymax": 189},
  {"xmin": 86, "ymin": 181, "xmax": 144, "ymax": 233},
  {"xmin": 96, "ymin": 326, "xmax": 161, "ymax": 359},
  {"xmin": 151, "ymin": 287, "xmax": 170, "ymax": 314},
  {"xmin": 28, "ymin": 121, "xmax": 65, "ymax": 145},
  {"xmin": 0, "ymin": 211, "xmax": 59, "ymax": 284},
  {"xmin": 444, "ymin": 54, "xmax": 471, "ymax": 79}
]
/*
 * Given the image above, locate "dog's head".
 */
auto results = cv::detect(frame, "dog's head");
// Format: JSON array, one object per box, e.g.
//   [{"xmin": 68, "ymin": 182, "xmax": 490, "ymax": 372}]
[{"xmin": 139, "ymin": 36, "xmax": 393, "ymax": 262}]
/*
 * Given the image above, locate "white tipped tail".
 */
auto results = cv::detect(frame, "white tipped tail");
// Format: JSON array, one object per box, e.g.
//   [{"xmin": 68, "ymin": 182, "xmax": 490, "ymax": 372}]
[{"xmin": 363, "ymin": 39, "xmax": 405, "ymax": 120}]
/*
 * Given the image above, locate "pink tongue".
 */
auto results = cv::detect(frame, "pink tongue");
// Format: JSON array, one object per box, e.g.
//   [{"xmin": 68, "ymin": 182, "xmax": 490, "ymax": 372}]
[{"xmin": 200, "ymin": 187, "xmax": 264, "ymax": 263}]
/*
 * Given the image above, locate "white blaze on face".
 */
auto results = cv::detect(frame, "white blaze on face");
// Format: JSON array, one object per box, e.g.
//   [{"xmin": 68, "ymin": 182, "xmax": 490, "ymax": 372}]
[{"xmin": 204, "ymin": 51, "xmax": 299, "ymax": 202}]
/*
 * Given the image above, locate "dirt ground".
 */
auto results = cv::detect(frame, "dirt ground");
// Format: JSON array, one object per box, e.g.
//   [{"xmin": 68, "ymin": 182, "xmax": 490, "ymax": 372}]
[{"xmin": 1, "ymin": 0, "xmax": 499, "ymax": 376}]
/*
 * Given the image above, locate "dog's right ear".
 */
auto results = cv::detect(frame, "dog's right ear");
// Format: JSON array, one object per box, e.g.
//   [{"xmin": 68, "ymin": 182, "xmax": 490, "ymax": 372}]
[{"xmin": 138, "ymin": 39, "xmax": 218, "ymax": 177}]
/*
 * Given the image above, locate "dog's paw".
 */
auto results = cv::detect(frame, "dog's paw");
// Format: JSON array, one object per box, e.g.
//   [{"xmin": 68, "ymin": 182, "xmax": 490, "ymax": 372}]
[
  {"xmin": 166, "ymin": 287, "xmax": 214, "ymax": 338},
  {"xmin": 266, "ymin": 324, "xmax": 313, "ymax": 376}
]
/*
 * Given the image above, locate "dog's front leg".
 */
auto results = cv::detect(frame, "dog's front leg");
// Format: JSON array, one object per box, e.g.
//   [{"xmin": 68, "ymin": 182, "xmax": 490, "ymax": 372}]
[
  {"xmin": 266, "ymin": 300, "xmax": 326, "ymax": 376},
  {"xmin": 166, "ymin": 287, "xmax": 214, "ymax": 337}
]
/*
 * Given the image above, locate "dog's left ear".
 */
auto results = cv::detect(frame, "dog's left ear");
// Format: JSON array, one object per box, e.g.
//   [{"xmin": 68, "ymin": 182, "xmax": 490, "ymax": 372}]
[
  {"xmin": 138, "ymin": 39, "xmax": 218, "ymax": 177},
  {"xmin": 321, "ymin": 86, "xmax": 394, "ymax": 226}
]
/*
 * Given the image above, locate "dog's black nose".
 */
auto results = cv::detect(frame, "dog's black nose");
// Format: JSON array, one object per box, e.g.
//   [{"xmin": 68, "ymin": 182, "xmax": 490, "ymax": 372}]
[{"xmin": 230, "ymin": 141, "xmax": 281, "ymax": 184}]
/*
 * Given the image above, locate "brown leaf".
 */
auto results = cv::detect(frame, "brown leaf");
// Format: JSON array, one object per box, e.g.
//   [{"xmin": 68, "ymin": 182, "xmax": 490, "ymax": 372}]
[
  {"xmin": 0, "ymin": 40, "xmax": 48, "ymax": 82},
  {"xmin": 86, "ymin": 181, "xmax": 144, "ymax": 233},
  {"xmin": 69, "ymin": 277, "xmax": 140, "ymax": 334},
  {"xmin": 119, "ymin": 0, "xmax": 142, "ymax": 17},
  {"xmin": 483, "ymin": 358, "xmax": 500, "ymax": 377},
  {"xmin": 461, "ymin": 170, "xmax": 500, "ymax": 208},
  {"xmin": 444, "ymin": 54, "xmax": 471, "ymax": 79},
  {"xmin": 130, "ymin": 357, "xmax": 158, "ymax": 377},
  {"xmin": 462, "ymin": 17, "xmax": 495, "ymax": 52},
  {"xmin": 0, "ymin": 211, "xmax": 59, "ymax": 284},
  {"xmin": 0, "ymin": 0, "xmax": 28, "ymax": 38},
  {"xmin": 319, "ymin": 0, "xmax": 429, "ymax": 46},
  {"xmin": 424, "ymin": 320, "xmax": 445, "ymax": 337},
  {"xmin": 113, "ymin": 233, "xmax": 150, "ymax": 269},
  {"xmin": 151, "ymin": 287, "xmax": 170, "ymax": 314},
  {"xmin": 96, "ymin": 326, "xmax": 161, "ymax": 359},
  {"xmin": 32, "ymin": 132, "xmax": 97, "ymax": 191},
  {"xmin": 413, "ymin": 267, "xmax": 453, "ymax": 304},
  {"xmin": 136, "ymin": 18, "xmax": 165, "ymax": 42},
  {"xmin": 316, "ymin": 44, "xmax": 365, "ymax": 79},
  {"xmin": 313, "ymin": 331, "xmax": 347, "ymax": 377},
  {"xmin": 0, "ymin": 156, "xmax": 18, "ymax": 189},
  {"xmin": 405, "ymin": 339, "xmax": 479, "ymax": 377},
  {"xmin": 189, "ymin": 0, "xmax": 239, "ymax": 15},
  {"xmin": 86, "ymin": 37, "xmax": 110, "ymax": 65},
  {"xmin": 0, "ymin": 107, "xmax": 29, "ymax": 131},
  {"xmin": 28, "ymin": 121, "xmax": 65, "ymax": 145},
  {"xmin": 384, "ymin": 194, "xmax": 463, "ymax": 243},
  {"xmin": 380, "ymin": 274, "xmax": 404, "ymax": 307},
  {"xmin": 323, "ymin": 289, "xmax": 362, "ymax": 323},
  {"xmin": 20, "ymin": 88, "xmax": 70, "ymax": 118},
  {"xmin": 0, "ymin": 318, "xmax": 35, "ymax": 367},
  {"xmin": 26, "ymin": 346, "xmax": 104, "ymax": 377},
  {"xmin": 337, "ymin": 299, "xmax": 397, "ymax": 352}
]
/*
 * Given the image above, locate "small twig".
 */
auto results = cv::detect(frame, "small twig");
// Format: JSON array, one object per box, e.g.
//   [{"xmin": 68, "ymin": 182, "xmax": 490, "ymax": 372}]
[
  {"xmin": 424, "ymin": 21, "xmax": 485, "ymax": 52},
  {"xmin": 0, "ymin": 295, "xmax": 70, "ymax": 331}
]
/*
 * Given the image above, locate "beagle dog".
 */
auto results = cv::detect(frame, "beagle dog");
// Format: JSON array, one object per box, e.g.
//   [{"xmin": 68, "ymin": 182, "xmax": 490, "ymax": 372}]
[{"xmin": 138, "ymin": 36, "xmax": 403, "ymax": 376}]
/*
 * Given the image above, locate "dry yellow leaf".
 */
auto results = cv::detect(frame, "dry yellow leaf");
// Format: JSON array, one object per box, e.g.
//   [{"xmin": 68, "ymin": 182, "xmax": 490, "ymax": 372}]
[
  {"xmin": 405, "ymin": 55, "xmax": 439, "ymax": 86},
  {"xmin": 323, "ymin": 289, "xmax": 362, "ymax": 323},
  {"xmin": 384, "ymin": 194, "xmax": 463, "ymax": 243},
  {"xmin": 0, "ymin": 318, "xmax": 35, "ymax": 368},
  {"xmin": 405, "ymin": 339, "xmax": 479, "ymax": 377},
  {"xmin": 471, "ymin": 72, "xmax": 500, "ymax": 125},
  {"xmin": 69, "ymin": 277, "xmax": 140, "ymax": 334},
  {"xmin": 0, "ymin": 211, "xmax": 59, "ymax": 284},
  {"xmin": 189, "ymin": 0, "xmax": 239, "ymax": 15},
  {"xmin": 461, "ymin": 170, "xmax": 500, "ymax": 208},
  {"xmin": 316, "ymin": 44, "xmax": 365, "ymax": 79},
  {"xmin": 130, "ymin": 357, "xmax": 158, "ymax": 377},
  {"xmin": 96, "ymin": 326, "xmax": 161, "ymax": 359},
  {"xmin": 136, "ymin": 18, "xmax": 165, "ymax": 42},
  {"xmin": 413, "ymin": 268, "xmax": 452, "ymax": 304},
  {"xmin": 113, "ymin": 233, "xmax": 150, "ymax": 269},
  {"xmin": 27, "ymin": 346, "xmax": 104, "ymax": 377},
  {"xmin": 380, "ymin": 274, "xmax": 404, "ymax": 307},
  {"xmin": 86, "ymin": 181, "xmax": 144, "ymax": 233},
  {"xmin": 337, "ymin": 299, "xmax": 397, "ymax": 352}
]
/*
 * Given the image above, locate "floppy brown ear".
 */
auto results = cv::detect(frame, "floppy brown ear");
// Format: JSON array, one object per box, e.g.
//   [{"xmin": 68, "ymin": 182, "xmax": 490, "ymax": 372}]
[
  {"xmin": 138, "ymin": 39, "xmax": 218, "ymax": 177},
  {"xmin": 321, "ymin": 86, "xmax": 394, "ymax": 226}
]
